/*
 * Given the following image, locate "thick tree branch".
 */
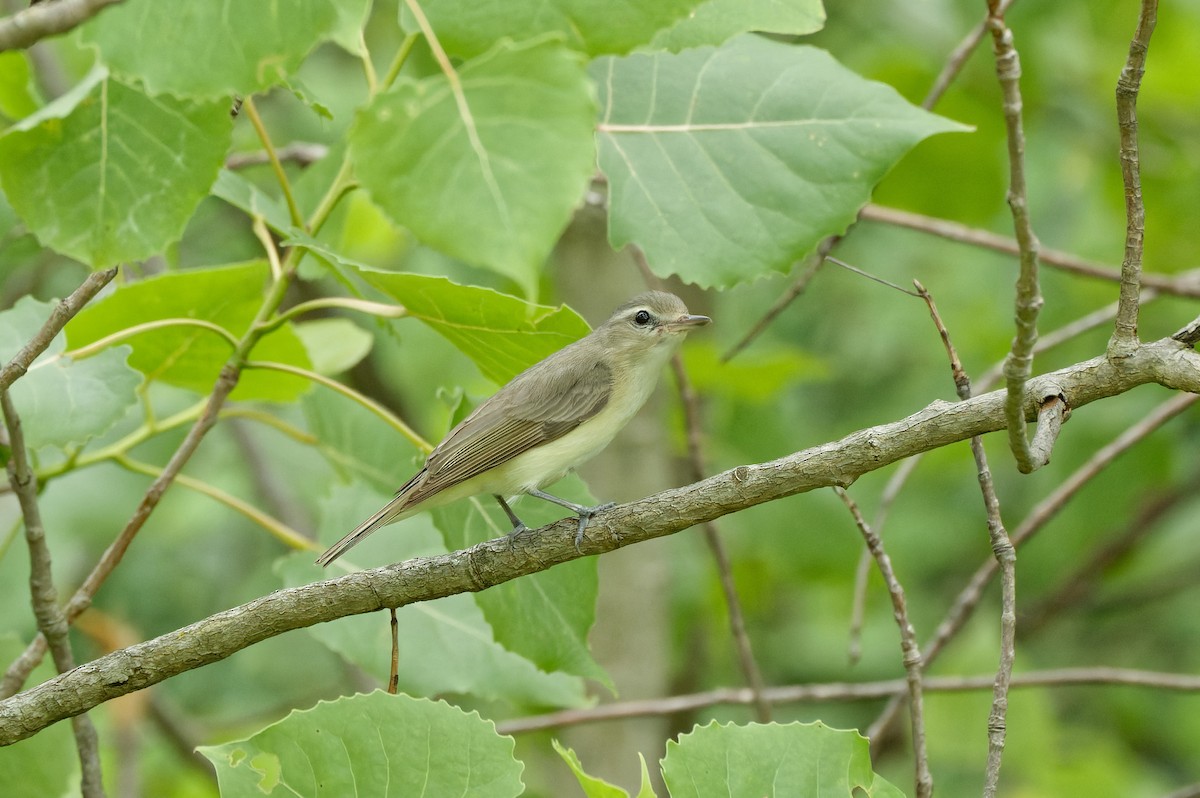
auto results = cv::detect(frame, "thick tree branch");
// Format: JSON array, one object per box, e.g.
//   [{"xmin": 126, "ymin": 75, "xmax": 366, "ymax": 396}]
[
  {"xmin": 0, "ymin": 337, "xmax": 1196, "ymax": 746},
  {"xmin": 0, "ymin": 0, "xmax": 125, "ymax": 52}
]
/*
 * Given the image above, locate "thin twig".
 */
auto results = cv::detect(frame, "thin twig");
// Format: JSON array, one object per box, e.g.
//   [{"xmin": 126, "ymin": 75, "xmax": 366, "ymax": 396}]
[
  {"xmin": 1021, "ymin": 468, "xmax": 1200, "ymax": 635},
  {"xmin": 1108, "ymin": 0, "xmax": 1158, "ymax": 356},
  {"xmin": 987, "ymin": 3, "xmax": 1044, "ymax": 474},
  {"xmin": 922, "ymin": 0, "xmax": 1018, "ymax": 109},
  {"xmin": 848, "ymin": 456, "xmax": 923, "ymax": 665},
  {"xmin": 1, "ymin": 392, "xmax": 105, "ymax": 796},
  {"xmin": 225, "ymin": 142, "xmax": 330, "ymax": 171},
  {"xmin": 835, "ymin": 487, "xmax": 931, "ymax": 798},
  {"xmin": 914, "ymin": 279, "xmax": 1016, "ymax": 796},
  {"xmin": 867, "ymin": 390, "xmax": 1198, "ymax": 745},
  {"xmin": 0, "ymin": 267, "xmax": 118, "ymax": 391},
  {"xmin": 721, "ymin": 244, "xmax": 828, "ymax": 362},
  {"xmin": 860, "ymin": 204, "xmax": 1200, "ymax": 299},
  {"xmin": 0, "ymin": 0, "xmax": 124, "ymax": 51},
  {"xmin": 495, "ymin": 666, "xmax": 1200, "ymax": 736},
  {"xmin": 388, "ymin": 609, "xmax": 400, "ymax": 694}
]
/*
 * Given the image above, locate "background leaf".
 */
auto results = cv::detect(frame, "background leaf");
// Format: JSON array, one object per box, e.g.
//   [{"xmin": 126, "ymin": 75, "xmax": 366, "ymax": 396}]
[
  {"xmin": 406, "ymin": 0, "xmax": 705, "ymax": 58},
  {"xmin": 433, "ymin": 475, "xmax": 611, "ymax": 688},
  {"xmin": 198, "ymin": 692, "xmax": 525, "ymax": 797},
  {"xmin": 650, "ymin": 0, "xmax": 826, "ymax": 51},
  {"xmin": 0, "ymin": 68, "xmax": 230, "ymax": 268},
  {"xmin": 596, "ymin": 35, "xmax": 969, "ymax": 288},
  {"xmin": 0, "ymin": 297, "xmax": 141, "ymax": 451},
  {"xmin": 65, "ymin": 263, "xmax": 312, "ymax": 401},
  {"xmin": 361, "ymin": 271, "xmax": 590, "ymax": 384},
  {"xmin": 79, "ymin": 0, "xmax": 339, "ymax": 99},
  {"xmin": 294, "ymin": 318, "xmax": 373, "ymax": 376},
  {"xmin": 349, "ymin": 38, "xmax": 597, "ymax": 298},
  {"xmin": 282, "ymin": 484, "xmax": 590, "ymax": 708},
  {"xmin": 661, "ymin": 721, "xmax": 905, "ymax": 798}
]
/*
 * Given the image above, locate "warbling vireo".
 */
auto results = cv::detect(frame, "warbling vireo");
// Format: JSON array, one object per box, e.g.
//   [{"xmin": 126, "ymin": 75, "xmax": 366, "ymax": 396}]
[{"xmin": 316, "ymin": 291, "xmax": 710, "ymax": 566}]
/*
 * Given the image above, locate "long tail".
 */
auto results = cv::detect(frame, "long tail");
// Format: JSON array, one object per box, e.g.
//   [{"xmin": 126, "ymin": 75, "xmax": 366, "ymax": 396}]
[{"xmin": 315, "ymin": 486, "xmax": 416, "ymax": 567}]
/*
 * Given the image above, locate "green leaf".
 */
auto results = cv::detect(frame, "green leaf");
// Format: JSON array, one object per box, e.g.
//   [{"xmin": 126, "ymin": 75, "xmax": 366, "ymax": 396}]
[
  {"xmin": 328, "ymin": 0, "xmax": 373, "ymax": 55},
  {"xmin": 0, "ymin": 635, "xmax": 78, "ymax": 797},
  {"xmin": 198, "ymin": 691, "xmax": 525, "ymax": 797},
  {"xmin": 651, "ymin": 0, "xmax": 826, "ymax": 51},
  {"xmin": 405, "ymin": 0, "xmax": 704, "ymax": 57},
  {"xmin": 65, "ymin": 263, "xmax": 312, "ymax": 402},
  {"xmin": 281, "ymin": 484, "xmax": 590, "ymax": 708},
  {"xmin": 662, "ymin": 721, "xmax": 905, "ymax": 798},
  {"xmin": 432, "ymin": 475, "xmax": 611, "ymax": 689},
  {"xmin": 0, "ymin": 297, "xmax": 141, "ymax": 451},
  {"xmin": 211, "ymin": 169, "xmax": 297, "ymax": 236},
  {"xmin": 302, "ymin": 388, "xmax": 423, "ymax": 495},
  {"xmin": 360, "ymin": 271, "xmax": 590, "ymax": 384},
  {"xmin": 80, "ymin": 0, "xmax": 339, "ymax": 99},
  {"xmin": 554, "ymin": 741, "xmax": 656, "ymax": 798},
  {"xmin": 294, "ymin": 318, "xmax": 373, "ymax": 375},
  {"xmin": 596, "ymin": 36, "xmax": 970, "ymax": 289},
  {"xmin": 0, "ymin": 67, "xmax": 230, "ymax": 269},
  {"xmin": 0, "ymin": 52, "xmax": 41, "ymax": 123},
  {"xmin": 349, "ymin": 37, "xmax": 596, "ymax": 299}
]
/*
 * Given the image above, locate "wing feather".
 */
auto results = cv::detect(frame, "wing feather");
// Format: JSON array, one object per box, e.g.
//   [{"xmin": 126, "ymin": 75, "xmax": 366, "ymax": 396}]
[{"xmin": 403, "ymin": 353, "xmax": 612, "ymax": 505}]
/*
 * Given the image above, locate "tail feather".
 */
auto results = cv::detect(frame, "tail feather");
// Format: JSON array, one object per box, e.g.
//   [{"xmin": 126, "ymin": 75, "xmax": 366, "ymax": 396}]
[{"xmin": 315, "ymin": 493, "xmax": 411, "ymax": 567}]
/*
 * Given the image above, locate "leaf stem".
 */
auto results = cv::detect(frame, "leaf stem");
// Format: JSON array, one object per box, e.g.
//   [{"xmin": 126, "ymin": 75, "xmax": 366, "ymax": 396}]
[{"xmin": 241, "ymin": 96, "xmax": 306, "ymax": 231}]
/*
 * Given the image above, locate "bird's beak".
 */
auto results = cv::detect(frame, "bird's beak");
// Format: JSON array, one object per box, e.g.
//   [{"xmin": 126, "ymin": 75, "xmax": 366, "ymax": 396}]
[{"xmin": 667, "ymin": 313, "xmax": 712, "ymax": 330}]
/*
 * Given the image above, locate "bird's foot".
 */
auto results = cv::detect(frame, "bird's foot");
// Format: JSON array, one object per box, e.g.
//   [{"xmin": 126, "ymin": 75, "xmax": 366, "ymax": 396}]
[{"xmin": 572, "ymin": 502, "xmax": 616, "ymax": 551}]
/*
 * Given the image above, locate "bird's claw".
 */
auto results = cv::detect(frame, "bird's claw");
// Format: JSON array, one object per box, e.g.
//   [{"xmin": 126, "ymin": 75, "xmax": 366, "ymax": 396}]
[{"xmin": 572, "ymin": 502, "xmax": 617, "ymax": 551}]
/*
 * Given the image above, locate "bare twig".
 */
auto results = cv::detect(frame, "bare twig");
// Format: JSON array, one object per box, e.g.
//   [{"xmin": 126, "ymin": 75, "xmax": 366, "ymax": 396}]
[
  {"xmin": 860, "ymin": 205, "xmax": 1200, "ymax": 299},
  {"xmin": 0, "ymin": 267, "xmax": 118, "ymax": 392},
  {"xmin": 836, "ymin": 487, "xmax": 931, "ymax": 798},
  {"xmin": 987, "ymin": 3, "xmax": 1044, "ymax": 474},
  {"xmin": 848, "ymin": 456, "xmax": 923, "ymax": 664},
  {"xmin": 225, "ymin": 142, "xmax": 330, "ymax": 170},
  {"xmin": 868, "ymin": 390, "xmax": 1197, "ymax": 745},
  {"xmin": 913, "ymin": 279, "xmax": 1016, "ymax": 796},
  {"xmin": 722, "ymin": 248, "xmax": 828, "ymax": 362},
  {"xmin": 495, "ymin": 666, "xmax": 1200, "ymax": 736},
  {"xmin": 388, "ymin": 609, "xmax": 400, "ymax": 694},
  {"xmin": 1109, "ymin": 0, "xmax": 1158, "ymax": 356},
  {"xmin": 923, "ymin": 0, "xmax": 1018, "ymax": 109},
  {"xmin": 1022, "ymin": 467, "xmax": 1200, "ymax": 635},
  {"xmin": 1, "ymin": 391, "xmax": 105, "ymax": 796},
  {"xmin": 0, "ymin": 0, "xmax": 124, "ymax": 52},
  {"xmin": 1026, "ymin": 393, "xmax": 1068, "ymax": 468}
]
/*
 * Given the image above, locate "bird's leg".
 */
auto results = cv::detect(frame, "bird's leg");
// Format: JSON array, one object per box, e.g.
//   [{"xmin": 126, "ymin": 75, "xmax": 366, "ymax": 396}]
[
  {"xmin": 526, "ymin": 488, "xmax": 616, "ymax": 550},
  {"xmin": 494, "ymin": 495, "xmax": 530, "ymax": 545}
]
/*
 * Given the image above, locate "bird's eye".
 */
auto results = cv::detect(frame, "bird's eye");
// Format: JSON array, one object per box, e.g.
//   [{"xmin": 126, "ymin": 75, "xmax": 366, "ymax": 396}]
[{"xmin": 633, "ymin": 310, "xmax": 652, "ymax": 326}]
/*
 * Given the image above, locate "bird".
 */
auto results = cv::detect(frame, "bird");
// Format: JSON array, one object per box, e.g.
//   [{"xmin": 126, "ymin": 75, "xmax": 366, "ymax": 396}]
[{"xmin": 315, "ymin": 291, "xmax": 711, "ymax": 566}]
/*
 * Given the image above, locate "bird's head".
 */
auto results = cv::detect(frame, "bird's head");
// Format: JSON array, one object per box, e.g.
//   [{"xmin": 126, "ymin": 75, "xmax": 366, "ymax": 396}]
[{"xmin": 599, "ymin": 291, "xmax": 711, "ymax": 360}]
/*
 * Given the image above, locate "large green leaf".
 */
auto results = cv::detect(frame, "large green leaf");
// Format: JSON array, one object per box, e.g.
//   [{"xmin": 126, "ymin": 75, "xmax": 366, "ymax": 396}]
[
  {"xmin": 281, "ymin": 484, "xmax": 589, "ymax": 708},
  {"xmin": 198, "ymin": 692, "xmax": 524, "ymax": 797},
  {"xmin": 0, "ymin": 68, "xmax": 230, "ymax": 269},
  {"xmin": 432, "ymin": 475, "xmax": 610, "ymax": 689},
  {"xmin": 65, "ymin": 263, "xmax": 312, "ymax": 402},
  {"xmin": 349, "ymin": 38, "xmax": 596, "ymax": 299},
  {"xmin": 361, "ymin": 271, "xmax": 590, "ymax": 384},
  {"xmin": 662, "ymin": 721, "xmax": 905, "ymax": 798},
  {"xmin": 404, "ymin": 0, "xmax": 704, "ymax": 58},
  {"xmin": 596, "ymin": 36, "xmax": 969, "ymax": 289},
  {"xmin": 79, "ymin": 0, "xmax": 338, "ymax": 99},
  {"xmin": 0, "ymin": 297, "xmax": 141, "ymax": 451},
  {"xmin": 650, "ymin": 0, "xmax": 826, "ymax": 51}
]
